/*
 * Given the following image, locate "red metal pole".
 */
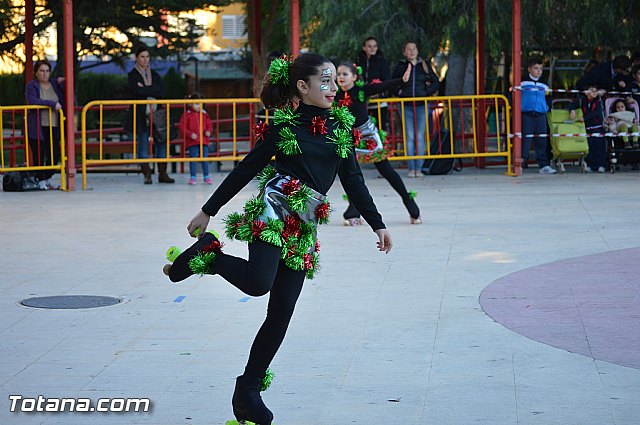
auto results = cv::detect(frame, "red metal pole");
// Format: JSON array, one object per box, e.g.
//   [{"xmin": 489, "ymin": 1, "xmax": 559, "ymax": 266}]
[
  {"xmin": 475, "ymin": 0, "xmax": 486, "ymax": 168},
  {"xmin": 290, "ymin": 0, "xmax": 300, "ymax": 56},
  {"xmin": 512, "ymin": 0, "xmax": 522, "ymax": 176},
  {"xmin": 63, "ymin": 0, "xmax": 76, "ymax": 190},
  {"xmin": 25, "ymin": 0, "xmax": 35, "ymax": 83}
]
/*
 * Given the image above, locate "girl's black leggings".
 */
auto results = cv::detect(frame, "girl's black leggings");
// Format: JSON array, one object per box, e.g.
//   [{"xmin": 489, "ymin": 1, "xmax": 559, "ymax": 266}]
[
  {"xmin": 344, "ymin": 159, "xmax": 420, "ymax": 219},
  {"xmin": 214, "ymin": 240, "xmax": 306, "ymax": 377}
]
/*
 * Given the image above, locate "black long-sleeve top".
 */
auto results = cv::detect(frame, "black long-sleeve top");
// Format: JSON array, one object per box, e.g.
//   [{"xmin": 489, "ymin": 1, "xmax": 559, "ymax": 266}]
[
  {"xmin": 335, "ymin": 79, "xmax": 403, "ymax": 126},
  {"xmin": 202, "ymin": 102, "xmax": 385, "ymax": 230}
]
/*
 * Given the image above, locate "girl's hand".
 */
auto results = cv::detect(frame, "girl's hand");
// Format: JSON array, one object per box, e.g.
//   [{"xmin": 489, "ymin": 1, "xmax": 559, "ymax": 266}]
[
  {"xmin": 187, "ymin": 210, "xmax": 211, "ymax": 239},
  {"xmin": 403, "ymin": 63, "xmax": 412, "ymax": 82},
  {"xmin": 191, "ymin": 133, "xmax": 198, "ymax": 140},
  {"xmin": 569, "ymin": 110, "xmax": 576, "ymax": 120},
  {"xmin": 57, "ymin": 77, "xmax": 65, "ymax": 84},
  {"xmin": 205, "ymin": 131, "xmax": 211, "ymax": 137},
  {"xmin": 374, "ymin": 229, "xmax": 393, "ymax": 254},
  {"xmin": 54, "ymin": 102, "xmax": 62, "ymax": 110}
]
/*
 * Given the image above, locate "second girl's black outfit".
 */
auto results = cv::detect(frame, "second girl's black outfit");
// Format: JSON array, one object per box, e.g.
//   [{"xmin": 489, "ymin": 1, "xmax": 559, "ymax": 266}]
[
  {"xmin": 167, "ymin": 102, "xmax": 385, "ymax": 425},
  {"xmin": 335, "ymin": 80, "xmax": 420, "ymax": 222}
]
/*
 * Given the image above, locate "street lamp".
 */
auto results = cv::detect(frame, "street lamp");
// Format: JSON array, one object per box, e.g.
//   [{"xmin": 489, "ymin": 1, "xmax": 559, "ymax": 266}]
[{"xmin": 187, "ymin": 56, "xmax": 199, "ymax": 92}]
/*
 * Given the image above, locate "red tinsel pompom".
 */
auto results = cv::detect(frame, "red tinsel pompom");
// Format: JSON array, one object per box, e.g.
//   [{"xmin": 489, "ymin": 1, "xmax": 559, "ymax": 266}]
[
  {"xmin": 283, "ymin": 215, "xmax": 301, "ymax": 239},
  {"xmin": 338, "ymin": 92, "xmax": 352, "ymax": 108},
  {"xmin": 281, "ymin": 179, "xmax": 302, "ymax": 196},
  {"xmin": 202, "ymin": 240, "xmax": 224, "ymax": 254},
  {"xmin": 366, "ymin": 138, "xmax": 378, "ymax": 151},
  {"xmin": 371, "ymin": 78, "xmax": 382, "ymax": 84},
  {"xmin": 251, "ymin": 220, "xmax": 267, "ymax": 238},
  {"xmin": 303, "ymin": 253, "xmax": 314, "ymax": 270},
  {"xmin": 314, "ymin": 240, "xmax": 321, "ymax": 253},
  {"xmin": 309, "ymin": 116, "xmax": 328, "ymax": 136},
  {"xmin": 315, "ymin": 202, "xmax": 330, "ymax": 221},
  {"xmin": 352, "ymin": 128, "xmax": 362, "ymax": 147},
  {"xmin": 254, "ymin": 121, "xmax": 269, "ymax": 142}
]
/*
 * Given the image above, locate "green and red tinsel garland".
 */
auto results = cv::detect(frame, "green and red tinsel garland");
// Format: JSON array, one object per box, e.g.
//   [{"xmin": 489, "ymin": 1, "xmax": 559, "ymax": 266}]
[
  {"xmin": 357, "ymin": 129, "xmax": 393, "ymax": 163},
  {"xmin": 223, "ymin": 173, "xmax": 331, "ymax": 279},
  {"xmin": 188, "ymin": 240, "xmax": 224, "ymax": 276}
]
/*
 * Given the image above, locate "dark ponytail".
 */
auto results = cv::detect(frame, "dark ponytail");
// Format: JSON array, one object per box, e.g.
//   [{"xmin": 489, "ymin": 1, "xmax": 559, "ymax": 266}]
[{"xmin": 260, "ymin": 52, "xmax": 331, "ymax": 109}]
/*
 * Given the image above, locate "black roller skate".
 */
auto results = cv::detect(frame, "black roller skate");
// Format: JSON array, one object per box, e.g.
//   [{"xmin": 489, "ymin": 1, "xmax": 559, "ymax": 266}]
[
  {"xmin": 163, "ymin": 228, "xmax": 222, "ymax": 282},
  {"xmin": 227, "ymin": 371, "xmax": 274, "ymax": 425}
]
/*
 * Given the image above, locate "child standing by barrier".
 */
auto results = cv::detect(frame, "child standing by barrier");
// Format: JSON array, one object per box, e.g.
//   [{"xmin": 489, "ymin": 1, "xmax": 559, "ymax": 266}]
[
  {"xmin": 179, "ymin": 92, "xmax": 214, "ymax": 185},
  {"xmin": 570, "ymin": 85, "xmax": 606, "ymax": 172}
]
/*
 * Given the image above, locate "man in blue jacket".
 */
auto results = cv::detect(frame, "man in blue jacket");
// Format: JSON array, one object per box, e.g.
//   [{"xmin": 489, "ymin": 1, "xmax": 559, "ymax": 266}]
[{"xmin": 521, "ymin": 57, "xmax": 556, "ymax": 174}]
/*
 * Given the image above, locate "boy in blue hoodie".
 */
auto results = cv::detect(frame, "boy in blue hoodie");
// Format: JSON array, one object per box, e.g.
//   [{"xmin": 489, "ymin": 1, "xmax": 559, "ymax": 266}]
[{"xmin": 521, "ymin": 57, "xmax": 556, "ymax": 174}]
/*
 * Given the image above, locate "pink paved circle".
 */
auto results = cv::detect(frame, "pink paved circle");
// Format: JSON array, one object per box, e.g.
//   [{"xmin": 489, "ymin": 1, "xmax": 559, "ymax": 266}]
[{"xmin": 480, "ymin": 248, "xmax": 640, "ymax": 369}]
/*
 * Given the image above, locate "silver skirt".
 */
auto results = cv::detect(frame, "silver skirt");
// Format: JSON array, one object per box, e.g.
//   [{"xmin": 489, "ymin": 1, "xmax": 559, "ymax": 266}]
[{"xmin": 355, "ymin": 118, "xmax": 383, "ymax": 154}]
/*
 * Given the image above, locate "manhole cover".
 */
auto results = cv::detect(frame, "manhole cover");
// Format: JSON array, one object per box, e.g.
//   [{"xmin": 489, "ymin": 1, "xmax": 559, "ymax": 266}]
[{"xmin": 20, "ymin": 295, "xmax": 122, "ymax": 310}]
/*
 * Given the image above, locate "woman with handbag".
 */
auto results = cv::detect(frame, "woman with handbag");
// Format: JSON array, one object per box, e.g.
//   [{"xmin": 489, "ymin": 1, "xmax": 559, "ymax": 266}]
[{"xmin": 335, "ymin": 62, "xmax": 422, "ymax": 225}]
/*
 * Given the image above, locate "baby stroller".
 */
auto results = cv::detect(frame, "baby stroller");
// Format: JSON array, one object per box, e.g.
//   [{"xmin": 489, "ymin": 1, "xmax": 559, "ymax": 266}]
[
  {"xmin": 604, "ymin": 97, "xmax": 640, "ymax": 172},
  {"xmin": 546, "ymin": 99, "xmax": 589, "ymax": 173}
]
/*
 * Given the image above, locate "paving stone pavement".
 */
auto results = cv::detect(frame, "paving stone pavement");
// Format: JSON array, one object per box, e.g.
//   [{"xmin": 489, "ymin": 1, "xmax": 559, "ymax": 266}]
[{"xmin": 1, "ymin": 164, "xmax": 639, "ymax": 425}]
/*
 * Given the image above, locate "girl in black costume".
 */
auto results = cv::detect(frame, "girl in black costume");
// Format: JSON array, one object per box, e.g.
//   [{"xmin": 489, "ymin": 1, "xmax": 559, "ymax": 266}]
[
  {"xmin": 164, "ymin": 53, "xmax": 392, "ymax": 425},
  {"xmin": 335, "ymin": 62, "xmax": 422, "ymax": 225}
]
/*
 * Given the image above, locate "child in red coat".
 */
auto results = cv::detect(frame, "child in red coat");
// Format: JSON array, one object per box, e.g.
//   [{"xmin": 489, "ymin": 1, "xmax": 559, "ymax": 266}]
[{"xmin": 179, "ymin": 92, "xmax": 214, "ymax": 184}]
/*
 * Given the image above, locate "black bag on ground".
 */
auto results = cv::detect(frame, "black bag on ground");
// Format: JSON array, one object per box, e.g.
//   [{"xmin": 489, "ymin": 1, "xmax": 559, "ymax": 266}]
[
  {"xmin": 2, "ymin": 171, "xmax": 40, "ymax": 192},
  {"xmin": 422, "ymin": 129, "xmax": 461, "ymax": 175}
]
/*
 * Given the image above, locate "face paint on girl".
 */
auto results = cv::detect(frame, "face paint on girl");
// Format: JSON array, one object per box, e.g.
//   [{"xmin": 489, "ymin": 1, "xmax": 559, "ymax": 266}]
[{"xmin": 298, "ymin": 62, "xmax": 338, "ymax": 108}]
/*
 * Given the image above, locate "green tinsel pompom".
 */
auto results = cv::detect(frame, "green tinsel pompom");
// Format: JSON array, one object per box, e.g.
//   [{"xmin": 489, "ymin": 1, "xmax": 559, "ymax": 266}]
[
  {"xmin": 256, "ymin": 165, "xmax": 276, "ymax": 191},
  {"xmin": 285, "ymin": 253, "xmax": 304, "ymax": 271},
  {"xmin": 261, "ymin": 369, "xmax": 275, "ymax": 391},
  {"xmin": 370, "ymin": 116, "xmax": 377, "ymax": 126},
  {"xmin": 378, "ymin": 129, "xmax": 387, "ymax": 142},
  {"xmin": 223, "ymin": 212, "xmax": 244, "ymax": 239},
  {"xmin": 409, "ymin": 190, "xmax": 417, "ymax": 200},
  {"xmin": 244, "ymin": 196, "xmax": 267, "ymax": 220},
  {"xmin": 188, "ymin": 251, "xmax": 217, "ymax": 276},
  {"xmin": 342, "ymin": 194, "xmax": 349, "ymax": 201},
  {"xmin": 356, "ymin": 66, "xmax": 363, "ymax": 75},
  {"xmin": 287, "ymin": 185, "xmax": 313, "ymax": 213},
  {"xmin": 331, "ymin": 106, "xmax": 356, "ymax": 130},
  {"xmin": 273, "ymin": 106, "xmax": 301, "ymax": 126},
  {"xmin": 260, "ymin": 218, "xmax": 284, "ymax": 247},
  {"xmin": 277, "ymin": 127, "xmax": 302, "ymax": 156},
  {"xmin": 268, "ymin": 58, "xmax": 290, "ymax": 86},
  {"xmin": 355, "ymin": 80, "xmax": 365, "ymax": 88},
  {"xmin": 328, "ymin": 128, "xmax": 353, "ymax": 159},
  {"xmin": 236, "ymin": 221, "xmax": 255, "ymax": 242},
  {"xmin": 358, "ymin": 90, "xmax": 365, "ymax": 102}
]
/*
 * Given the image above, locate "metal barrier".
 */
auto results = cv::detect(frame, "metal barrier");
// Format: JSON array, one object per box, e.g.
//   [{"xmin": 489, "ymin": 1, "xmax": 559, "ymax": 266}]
[
  {"xmin": 0, "ymin": 105, "xmax": 67, "ymax": 190},
  {"xmin": 80, "ymin": 98, "xmax": 263, "ymax": 189},
  {"xmin": 370, "ymin": 94, "xmax": 513, "ymax": 175}
]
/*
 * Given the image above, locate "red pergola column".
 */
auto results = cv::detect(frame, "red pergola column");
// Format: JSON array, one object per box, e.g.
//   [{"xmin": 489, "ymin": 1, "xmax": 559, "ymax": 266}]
[
  {"xmin": 512, "ymin": 0, "xmax": 522, "ymax": 176},
  {"xmin": 290, "ymin": 0, "xmax": 300, "ymax": 56},
  {"xmin": 64, "ymin": 0, "xmax": 76, "ymax": 190}
]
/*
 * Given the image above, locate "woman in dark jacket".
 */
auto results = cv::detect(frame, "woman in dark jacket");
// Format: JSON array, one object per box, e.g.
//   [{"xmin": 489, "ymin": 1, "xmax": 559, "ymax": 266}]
[
  {"xmin": 355, "ymin": 37, "xmax": 392, "ymax": 129},
  {"xmin": 25, "ymin": 59, "xmax": 65, "ymax": 189},
  {"xmin": 392, "ymin": 41, "xmax": 440, "ymax": 177}
]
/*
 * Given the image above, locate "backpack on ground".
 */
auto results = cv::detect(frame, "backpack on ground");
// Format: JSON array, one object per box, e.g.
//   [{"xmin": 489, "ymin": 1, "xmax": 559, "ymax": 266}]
[{"xmin": 421, "ymin": 129, "xmax": 461, "ymax": 175}]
